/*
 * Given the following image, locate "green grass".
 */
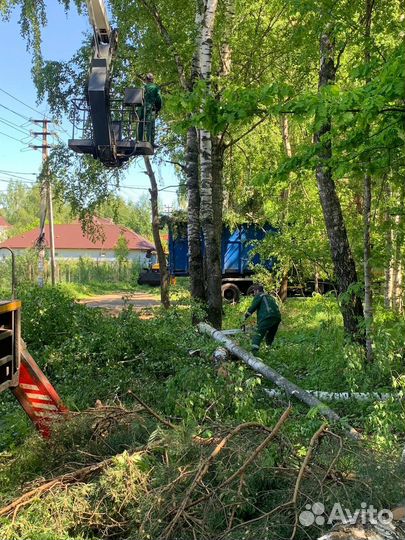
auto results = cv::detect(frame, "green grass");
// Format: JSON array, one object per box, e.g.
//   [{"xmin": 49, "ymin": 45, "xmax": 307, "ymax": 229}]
[
  {"xmin": 0, "ymin": 287, "xmax": 404, "ymax": 539},
  {"xmin": 224, "ymin": 294, "xmax": 404, "ymax": 392}
]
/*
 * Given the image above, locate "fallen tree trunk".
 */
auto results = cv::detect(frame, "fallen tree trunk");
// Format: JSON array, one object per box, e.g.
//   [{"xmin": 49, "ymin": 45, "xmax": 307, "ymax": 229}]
[
  {"xmin": 198, "ymin": 323, "xmax": 361, "ymax": 440},
  {"xmin": 317, "ymin": 519, "xmax": 405, "ymax": 540},
  {"xmin": 264, "ymin": 388, "xmax": 400, "ymax": 402}
]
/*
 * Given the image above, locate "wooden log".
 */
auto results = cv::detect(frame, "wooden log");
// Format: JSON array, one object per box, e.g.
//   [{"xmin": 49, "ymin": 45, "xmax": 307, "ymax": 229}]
[
  {"xmin": 264, "ymin": 388, "xmax": 399, "ymax": 402},
  {"xmin": 317, "ymin": 519, "xmax": 405, "ymax": 540},
  {"xmin": 198, "ymin": 323, "xmax": 361, "ymax": 440}
]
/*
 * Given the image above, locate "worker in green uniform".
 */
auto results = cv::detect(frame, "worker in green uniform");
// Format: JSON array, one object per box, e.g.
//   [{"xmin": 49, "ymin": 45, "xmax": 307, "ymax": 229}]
[
  {"xmin": 242, "ymin": 285, "xmax": 281, "ymax": 353},
  {"xmin": 138, "ymin": 73, "xmax": 162, "ymax": 147}
]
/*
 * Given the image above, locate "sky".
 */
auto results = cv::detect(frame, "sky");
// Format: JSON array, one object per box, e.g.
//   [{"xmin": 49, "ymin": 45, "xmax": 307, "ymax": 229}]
[{"xmin": 0, "ymin": 1, "xmax": 178, "ymax": 211}]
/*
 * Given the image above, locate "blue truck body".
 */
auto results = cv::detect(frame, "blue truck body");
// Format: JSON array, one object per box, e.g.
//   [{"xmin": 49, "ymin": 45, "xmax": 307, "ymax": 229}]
[
  {"xmin": 169, "ymin": 224, "xmax": 275, "ymax": 276},
  {"xmin": 139, "ymin": 223, "xmax": 333, "ymax": 298},
  {"xmin": 168, "ymin": 224, "xmax": 276, "ymax": 300}
]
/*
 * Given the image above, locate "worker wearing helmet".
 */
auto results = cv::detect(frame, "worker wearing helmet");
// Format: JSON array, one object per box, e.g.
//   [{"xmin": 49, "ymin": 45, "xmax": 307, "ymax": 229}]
[
  {"xmin": 242, "ymin": 285, "xmax": 281, "ymax": 353},
  {"xmin": 138, "ymin": 73, "xmax": 162, "ymax": 147}
]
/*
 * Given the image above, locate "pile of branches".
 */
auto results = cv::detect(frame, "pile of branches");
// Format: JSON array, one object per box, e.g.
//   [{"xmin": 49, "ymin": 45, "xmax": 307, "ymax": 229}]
[{"xmin": 1, "ymin": 399, "xmax": 404, "ymax": 540}]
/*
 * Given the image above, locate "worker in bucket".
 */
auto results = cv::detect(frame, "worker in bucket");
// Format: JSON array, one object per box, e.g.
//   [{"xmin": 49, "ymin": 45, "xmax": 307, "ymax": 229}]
[
  {"xmin": 242, "ymin": 285, "xmax": 281, "ymax": 353},
  {"xmin": 138, "ymin": 73, "xmax": 162, "ymax": 147}
]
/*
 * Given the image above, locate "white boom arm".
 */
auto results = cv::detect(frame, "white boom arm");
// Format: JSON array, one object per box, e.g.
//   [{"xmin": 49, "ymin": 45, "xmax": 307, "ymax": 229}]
[{"xmin": 87, "ymin": 0, "xmax": 111, "ymax": 44}]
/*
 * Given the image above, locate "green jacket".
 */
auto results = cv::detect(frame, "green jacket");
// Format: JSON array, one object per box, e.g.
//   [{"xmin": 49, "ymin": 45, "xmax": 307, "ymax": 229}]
[
  {"xmin": 245, "ymin": 293, "xmax": 281, "ymax": 322},
  {"xmin": 144, "ymin": 83, "xmax": 162, "ymax": 112}
]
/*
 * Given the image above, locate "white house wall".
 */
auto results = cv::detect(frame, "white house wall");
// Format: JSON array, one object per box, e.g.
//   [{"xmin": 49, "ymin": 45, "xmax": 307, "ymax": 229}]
[
  {"xmin": 1, "ymin": 248, "xmax": 153, "ymax": 265},
  {"xmin": 54, "ymin": 249, "xmax": 150, "ymax": 264}
]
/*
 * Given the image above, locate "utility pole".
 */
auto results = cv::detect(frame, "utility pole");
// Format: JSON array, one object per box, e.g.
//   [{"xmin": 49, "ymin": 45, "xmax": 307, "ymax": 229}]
[{"xmin": 31, "ymin": 120, "xmax": 56, "ymax": 286}]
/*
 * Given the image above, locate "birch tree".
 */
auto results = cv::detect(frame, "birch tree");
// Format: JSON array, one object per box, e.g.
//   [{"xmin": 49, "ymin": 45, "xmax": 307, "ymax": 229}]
[
  {"xmin": 187, "ymin": 3, "xmax": 206, "ymax": 308},
  {"xmin": 128, "ymin": 0, "xmax": 207, "ymax": 308},
  {"xmin": 198, "ymin": 0, "xmax": 222, "ymax": 328}
]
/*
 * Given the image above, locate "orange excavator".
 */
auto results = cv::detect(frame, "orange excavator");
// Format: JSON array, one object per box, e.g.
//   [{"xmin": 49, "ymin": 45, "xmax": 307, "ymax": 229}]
[{"xmin": 0, "ymin": 248, "xmax": 67, "ymax": 437}]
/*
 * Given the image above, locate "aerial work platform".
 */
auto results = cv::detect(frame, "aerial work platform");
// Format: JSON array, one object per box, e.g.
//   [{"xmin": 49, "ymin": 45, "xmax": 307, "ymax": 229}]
[
  {"xmin": 68, "ymin": 93, "xmax": 154, "ymax": 168},
  {"xmin": 68, "ymin": 0, "xmax": 155, "ymax": 167}
]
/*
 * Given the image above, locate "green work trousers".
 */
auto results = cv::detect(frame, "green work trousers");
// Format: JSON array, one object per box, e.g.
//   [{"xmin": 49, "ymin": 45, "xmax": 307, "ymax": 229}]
[
  {"xmin": 251, "ymin": 316, "xmax": 281, "ymax": 352},
  {"xmin": 137, "ymin": 107, "xmax": 155, "ymax": 145}
]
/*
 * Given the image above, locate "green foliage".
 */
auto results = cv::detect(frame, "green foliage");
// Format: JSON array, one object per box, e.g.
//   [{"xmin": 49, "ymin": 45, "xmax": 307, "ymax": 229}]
[
  {"xmin": 0, "ymin": 181, "xmax": 72, "ymax": 236},
  {"xmin": 58, "ymin": 257, "xmax": 142, "ymax": 286},
  {"xmin": 114, "ymin": 234, "xmax": 129, "ymax": 264},
  {"xmin": 0, "ymin": 288, "xmax": 404, "ymax": 539},
  {"xmin": 1, "ymin": 0, "xmax": 404, "ymax": 533},
  {"xmin": 98, "ymin": 194, "xmax": 153, "ymax": 241}
]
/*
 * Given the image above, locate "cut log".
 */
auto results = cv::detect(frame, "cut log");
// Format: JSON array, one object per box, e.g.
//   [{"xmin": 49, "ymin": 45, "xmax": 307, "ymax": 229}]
[
  {"xmin": 198, "ymin": 323, "xmax": 361, "ymax": 440},
  {"xmin": 264, "ymin": 388, "xmax": 399, "ymax": 402},
  {"xmin": 317, "ymin": 519, "xmax": 405, "ymax": 540}
]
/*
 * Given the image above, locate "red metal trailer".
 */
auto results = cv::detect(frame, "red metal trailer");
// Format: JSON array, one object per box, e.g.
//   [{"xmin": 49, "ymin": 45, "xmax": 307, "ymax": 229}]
[{"xmin": 0, "ymin": 249, "xmax": 67, "ymax": 437}]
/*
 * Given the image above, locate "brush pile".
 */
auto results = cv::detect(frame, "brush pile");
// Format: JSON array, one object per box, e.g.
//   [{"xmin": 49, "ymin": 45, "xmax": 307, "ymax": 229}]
[{"xmin": 1, "ymin": 399, "xmax": 403, "ymax": 540}]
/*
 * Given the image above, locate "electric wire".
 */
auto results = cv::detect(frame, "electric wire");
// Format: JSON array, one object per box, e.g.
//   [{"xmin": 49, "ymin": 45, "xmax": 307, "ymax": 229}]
[
  {"xmin": 0, "ymin": 117, "xmax": 32, "ymax": 136},
  {"xmin": 0, "ymin": 115, "xmax": 31, "ymax": 132},
  {"xmin": 0, "ymin": 102, "xmax": 31, "ymax": 122},
  {"xmin": 0, "ymin": 130, "xmax": 26, "ymax": 145},
  {"xmin": 0, "ymin": 174, "xmax": 37, "ymax": 183},
  {"xmin": 0, "ymin": 175, "xmax": 178, "ymax": 193},
  {"xmin": 0, "ymin": 87, "xmax": 46, "ymax": 117},
  {"xmin": 113, "ymin": 184, "xmax": 178, "ymax": 193},
  {"xmin": 0, "ymin": 169, "xmax": 37, "ymax": 175},
  {"xmin": 0, "ymin": 89, "xmax": 69, "ymax": 140}
]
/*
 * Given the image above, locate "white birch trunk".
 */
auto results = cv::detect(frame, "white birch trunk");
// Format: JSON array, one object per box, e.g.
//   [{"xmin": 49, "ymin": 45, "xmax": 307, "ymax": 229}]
[
  {"xmin": 198, "ymin": 0, "xmax": 218, "ymax": 79},
  {"xmin": 363, "ymin": 172, "xmax": 373, "ymax": 362},
  {"xmin": 385, "ymin": 221, "xmax": 394, "ymax": 308},
  {"xmin": 393, "ymin": 211, "xmax": 404, "ymax": 313},
  {"xmin": 198, "ymin": 323, "xmax": 361, "ymax": 439},
  {"xmin": 198, "ymin": 0, "xmax": 222, "ymax": 327},
  {"xmin": 264, "ymin": 388, "xmax": 400, "ymax": 402},
  {"xmin": 317, "ymin": 520, "xmax": 405, "ymax": 540},
  {"xmin": 396, "ymin": 261, "xmax": 403, "ymax": 313},
  {"xmin": 219, "ymin": 0, "xmax": 235, "ymax": 77}
]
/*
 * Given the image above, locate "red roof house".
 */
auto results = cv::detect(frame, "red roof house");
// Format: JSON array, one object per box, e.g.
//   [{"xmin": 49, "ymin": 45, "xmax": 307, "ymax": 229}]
[
  {"xmin": 0, "ymin": 216, "xmax": 9, "ymax": 227},
  {"xmin": 0, "ymin": 215, "xmax": 10, "ymax": 240},
  {"xmin": 0, "ymin": 217, "xmax": 155, "ymax": 263}
]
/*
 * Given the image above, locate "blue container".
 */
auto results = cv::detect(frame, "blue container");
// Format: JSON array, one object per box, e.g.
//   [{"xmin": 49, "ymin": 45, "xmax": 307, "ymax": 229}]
[{"xmin": 169, "ymin": 224, "xmax": 275, "ymax": 277}]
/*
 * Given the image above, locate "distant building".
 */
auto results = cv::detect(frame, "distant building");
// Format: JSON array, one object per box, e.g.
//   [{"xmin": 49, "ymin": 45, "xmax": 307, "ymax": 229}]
[
  {"xmin": 0, "ymin": 217, "xmax": 155, "ymax": 264},
  {"xmin": 0, "ymin": 216, "xmax": 10, "ymax": 240}
]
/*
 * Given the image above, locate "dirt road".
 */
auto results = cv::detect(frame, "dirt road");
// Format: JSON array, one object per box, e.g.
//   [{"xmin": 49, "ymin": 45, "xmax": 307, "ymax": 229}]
[{"xmin": 80, "ymin": 292, "xmax": 160, "ymax": 312}]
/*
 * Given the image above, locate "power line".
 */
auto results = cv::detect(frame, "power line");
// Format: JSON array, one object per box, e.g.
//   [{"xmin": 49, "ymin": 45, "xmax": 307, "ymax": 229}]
[
  {"xmin": 52, "ymin": 120, "xmax": 70, "ymax": 139},
  {"xmin": 0, "ymin": 176, "xmax": 178, "ymax": 193},
  {"xmin": 0, "ymin": 88, "xmax": 70, "ymax": 139},
  {"xmin": 0, "ymin": 115, "xmax": 31, "ymax": 132},
  {"xmin": 0, "ymin": 130, "xmax": 26, "ymax": 145},
  {"xmin": 0, "ymin": 169, "xmax": 37, "ymax": 175},
  {"xmin": 0, "ymin": 117, "xmax": 31, "ymax": 136},
  {"xmin": 117, "ymin": 184, "xmax": 178, "ymax": 193},
  {"xmin": 0, "ymin": 87, "xmax": 45, "ymax": 117},
  {"xmin": 0, "ymin": 175, "xmax": 37, "ymax": 184},
  {"xmin": 0, "ymin": 102, "xmax": 31, "ymax": 122}
]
